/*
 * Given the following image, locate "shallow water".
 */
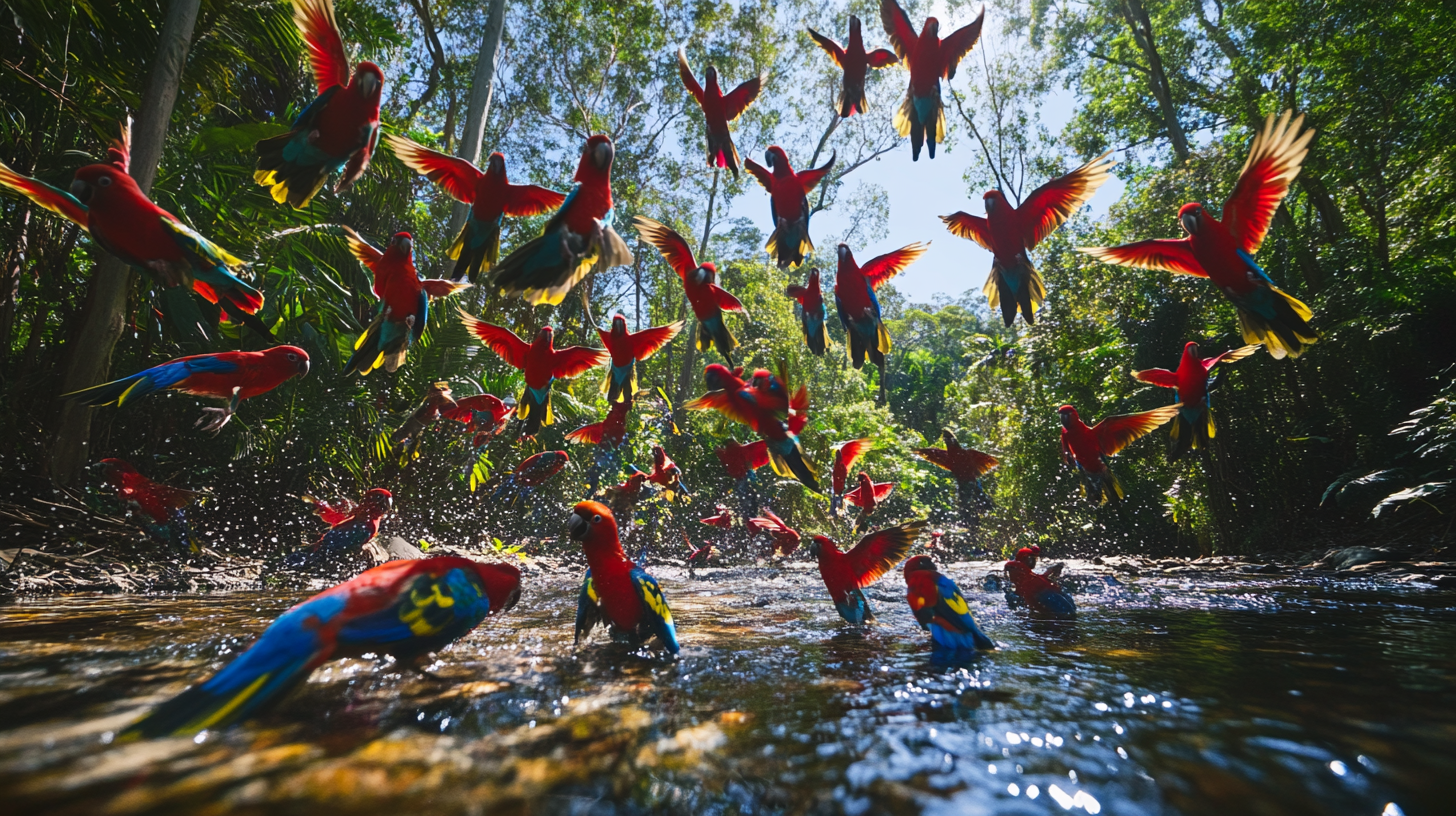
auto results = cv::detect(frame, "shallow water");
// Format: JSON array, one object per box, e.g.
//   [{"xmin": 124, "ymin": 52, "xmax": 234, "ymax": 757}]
[{"xmin": 0, "ymin": 563, "xmax": 1452, "ymax": 815}]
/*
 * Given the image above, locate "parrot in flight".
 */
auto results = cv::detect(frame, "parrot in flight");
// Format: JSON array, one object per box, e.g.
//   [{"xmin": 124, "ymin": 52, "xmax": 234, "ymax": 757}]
[
  {"xmin": 677, "ymin": 47, "xmax": 765, "ymax": 179},
  {"xmin": 717, "ymin": 439, "xmax": 769, "ymax": 482},
  {"xmin": 457, "ymin": 310, "xmax": 608, "ymax": 438},
  {"xmin": 684, "ymin": 536, "xmax": 718, "ymax": 577},
  {"xmin": 913, "ymin": 430, "xmax": 998, "ymax": 529},
  {"xmin": 1058, "ymin": 403, "xmax": 1180, "ymax": 504},
  {"xmin": 834, "ymin": 241, "xmax": 928, "ymax": 374},
  {"xmin": 492, "ymin": 450, "xmax": 570, "ymax": 508},
  {"xmin": 0, "ymin": 121, "xmax": 269, "ymax": 341},
  {"xmin": 441, "ymin": 393, "xmax": 513, "ymax": 448},
  {"xmin": 96, "ymin": 459, "xmax": 201, "ymax": 554},
  {"xmin": 255, "ymin": 0, "xmax": 383, "ymax": 209},
  {"xmin": 1004, "ymin": 546, "xmax": 1075, "ymax": 619},
  {"xmin": 566, "ymin": 396, "xmax": 635, "ymax": 449},
  {"xmin": 640, "ymin": 444, "xmax": 689, "ymax": 502},
  {"xmin": 942, "ymin": 152, "xmax": 1116, "ymax": 326},
  {"xmin": 809, "ymin": 518, "xmax": 926, "ymax": 625},
  {"xmin": 903, "ymin": 555, "xmax": 996, "ymax": 651},
  {"xmin": 830, "ymin": 438, "xmax": 874, "ymax": 515},
  {"xmin": 700, "ymin": 504, "xmax": 733, "ymax": 529},
  {"xmin": 747, "ymin": 509, "xmax": 801, "ymax": 557},
  {"xmin": 1133, "ymin": 341, "xmax": 1260, "ymax": 460},
  {"xmin": 808, "ymin": 15, "xmax": 900, "ymax": 118},
  {"xmin": 339, "ymin": 228, "xmax": 469, "ymax": 376},
  {"xmin": 286, "ymin": 488, "xmax": 393, "ymax": 572},
  {"xmin": 120, "ymin": 556, "xmax": 520, "ymax": 738},
  {"xmin": 686, "ymin": 364, "xmax": 820, "ymax": 491},
  {"xmin": 386, "ymin": 136, "xmax": 565, "ymax": 282},
  {"xmin": 489, "ymin": 134, "xmax": 632, "ymax": 305},
  {"xmin": 634, "ymin": 215, "xmax": 747, "ymax": 365},
  {"xmin": 598, "ymin": 314, "xmax": 683, "ymax": 404},
  {"xmin": 64, "ymin": 346, "xmax": 310, "ymax": 432},
  {"xmin": 745, "ymin": 146, "xmax": 836, "ymax": 269},
  {"xmin": 569, "ymin": 501, "xmax": 680, "ymax": 655},
  {"xmin": 880, "ymin": 0, "xmax": 985, "ymax": 161},
  {"xmin": 785, "ymin": 268, "xmax": 830, "ymax": 355},
  {"xmin": 844, "ymin": 471, "xmax": 895, "ymax": 532},
  {"xmin": 1080, "ymin": 111, "xmax": 1319, "ymax": 358}
]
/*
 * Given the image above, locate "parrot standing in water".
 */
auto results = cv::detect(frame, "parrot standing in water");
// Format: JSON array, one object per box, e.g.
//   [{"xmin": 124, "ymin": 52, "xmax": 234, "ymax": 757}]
[
  {"xmin": 942, "ymin": 152, "xmax": 1116, "ymax": 326},
  {"xmin": 1081, "ymin": 111, "xmax": 1319, "ymax": 359},
  {"xmin": 255, "ymin": 0, "xmax": 383, "ymax": 209},
  {"xmin": 830, "ymin": 438, "xmax": 874, "ymax": 515},
  {"xmin": 913, "ymin": 430, "xmax": 999, "ymax": 529},
  {"xmin": 745, "ymin": 146, "xmax": 836, "ymax": 270},
  {"xmin": 1004, "ymin": 547, "xmax": 1075, "ymax": 619},
  {"xmin": 569, "ymin": 501, "xmax": 680, "ymax": 655},
  {"xmin": 1133, "ymin": 341, "xmax": 1260, "ymax": 460},
  {"xmin": 286, "ymin": 488, "xmax": 393, "ymax": 572},
  {"xmin": 880, "ymin": 0, "xmax": 985, "ymax": 161},
  {"xmin": 686, "ymin": 364, "xmax": 820, "ymax": 491},
  {"xmin": 457, "ymin": 311, "xmax": 608, "ymax": 438},
  {"xmin": 1058, "ymin": 403, "xmax": 1180, "ymax": 504},
  {"xmin": 441, "ymin": 393, "xmax": 513, "ymax": 448},
  {"xmin": 0, "ymin": 121, "xmax": 270, "ymax": 341},
  {"xmin": 492, "ymin": 451, "xmax": 570, "ymax": 508},
  {"xmin": 903, "ymin": 555, "xmax": 996, "ymax": 651},
  {"xmin": 64, "ymin": 346, "xmax": 310, "ymax": 432},
  {"xmin": 677, "ymin": 47, "xmax": 764, "ymax": 179},
  {"xmin": 808, "ymin": 15, "xmax": 900, "ymax": 118},
  {"xmin": 809, "ymin": 518, "xmax": 926, "ymax": 625},
  {"xmin": 598, "ymin": 314, "xmax": 684, "ymax": 404},
  {"xmin": 634, "ymin": 215, "xmax": 747, "ymax": 365},
  {"xmin": 121, "ymin": 557, "xmax": 520, "ymax": 739},
  {"xmin": 785, "ymin": 268, "xmax": 830, "ymax": 355},
  {"xmin": 490, "ymin": 134, "xmax": 633, "ymax": 305},
  {"xmin": 386, "ymin": 136, "xmax": 565, "ymax": 282},
  {"xmin": 834, "ymin": 241, "xmax": 928, "ymax": 374},
  {"xmin": 96, "ymin": 459, "xmax": 202, "ymax": 554},
  {"xmin": 843, "ymin": 471, "xmax": 895, "ymax": 532},
  {"xmin": 747, "ymin": 509, "xmax": 801, "ymax": 557},
  {"xmin": 340, "ymin": 228, "xmax": 469, "ymax": 376}
]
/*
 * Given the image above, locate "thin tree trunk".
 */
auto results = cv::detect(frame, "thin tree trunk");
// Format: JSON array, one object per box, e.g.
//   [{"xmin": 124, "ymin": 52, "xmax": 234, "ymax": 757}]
[
  {"xmin": 1119, "ymin": 0, "xmax": 1189, "ymax": 162},
  {"xmin": 48, "ymin": 0, "xmax": 200, "ymax": 485},
  {"xmin": 446, "ymin": 0, "xmax": 507, "ymax": 245},
  {"xmin": 673, "ymin": 166, "xmax": 720, "ymax": 405}
]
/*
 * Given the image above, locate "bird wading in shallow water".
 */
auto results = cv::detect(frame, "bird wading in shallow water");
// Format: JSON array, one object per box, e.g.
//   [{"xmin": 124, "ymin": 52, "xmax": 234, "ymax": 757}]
[
  {"xmin": 95, "ymin": 459, "xmax": 202, "ymax": 555},
  {"xmin": 1133, "ymin": 341, "xmax": 1261, "ymax": 460},
  {"xmin": 1004, "ymin": 547, "xmax": 1075, "ymax": 619},
  {"xmin": 569, "ymin": 501, "xmax": 680, "ymax": 655},
  {"xmin": 286, "ymin": 488, "xmax": 393, "ymax": 572},
  {"xmin": 809, "ymin": 518, "xmax": 926, "ymax": 625},
  {"xmin": 1058, "ymin": 403, "xmax": 1180, "ymax": 504},
  {"xmin": 904, "ymin": 555, "xmax": 996, "ymax": 651}
]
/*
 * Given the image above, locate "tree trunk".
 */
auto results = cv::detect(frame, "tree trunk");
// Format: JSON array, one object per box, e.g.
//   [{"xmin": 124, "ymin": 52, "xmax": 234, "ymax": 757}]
[
  {"xmin": 1119, "ymin": 0, "xmax": 1189, "ymax": 162},
  {"xmin": 446, "ymin": 0, "xmax": 507, "ymax": 244},
  {"xmin": 48, "ymin": 0, "xmax": 201, "ymax": 486}
]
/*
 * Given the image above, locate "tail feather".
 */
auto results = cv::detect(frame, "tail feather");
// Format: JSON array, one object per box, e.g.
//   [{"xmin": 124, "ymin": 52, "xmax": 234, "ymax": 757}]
[
  {"xmin": 696, "ymin": 317, "xmax": 738, "ymax": 363},
  {"xmin": 449, "ymin": 214, "xmax": 503, "ymax": 283},
  {"xmin": 984, "ymin": 259, "xmax": 1045, "ymax": 327},
  {"xmin": 121, "ymin": 645, "xmax": 322, "ymax": 739},
  {"xmin": 253, "ymin": 131, "xmax": 333, "ymax": 210},
  {"xmin": 1236, "ymin": 285, "xmax": 1319, "ymax": 359},
  {"xmin": 930, "ymin": 622, "xmax": 995, "ymax": 651},
  {"xmin": 65, "ymin": 372, "xmax": 152, "ymax": 407},
  {"xmin": 836, "ymin": 587, "xmax": 875, "ymax": 625},
  {"xmin": 769, "ymin": 442, "xmax": 820, "ymax": 492}
]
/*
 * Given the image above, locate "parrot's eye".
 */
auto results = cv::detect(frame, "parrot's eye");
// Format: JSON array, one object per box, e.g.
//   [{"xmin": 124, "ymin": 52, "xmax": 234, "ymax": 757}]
[
  {"xmin": 591, "ymin": 514, "xmax": 602, "ymax": 524},
  {"xmin": 287, "ymin": 353, "xmax": 298, "ymax": 361},
  {"xmin": 96, "ymin": 176, "xmax": 112, "ymax": 187}
]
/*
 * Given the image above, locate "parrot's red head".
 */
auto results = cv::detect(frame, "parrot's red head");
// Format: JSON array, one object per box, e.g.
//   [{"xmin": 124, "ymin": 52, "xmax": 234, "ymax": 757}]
[
  {"xmin": 97, "ymin": 457, "xmax": 137, "ymax": 476},
  {"xmin": 903, "ymin": 554, "xmax": 937, "ymax": 576},
  {"xmin": 467, "ymin": 560, "xmax": 522, "ymax": 615},
  {"xmin": 807, "ymin": 534, "xmax": 837, "ymax": 558},
  {"xmin": 807, "ymin": 268, "xmax": 820, "ymax": 289},
  {"xmin": 262, "ymin": 345, "xmax": 312, "ymax": 380},
  {"xmin": 1014, "ymin": 546, "xmax": 1040, "ymax": 567},
  {"xmin": 1183, "ymin": 340, "xmax": 1201, "ymax": 360},
  {"xmin": 983, "ymin": 189, "xmax": 1006, "ymax": 214},
  {"xmin": 922, "ymin": 17, "xmax": 940, "ymax": 38},
  {"xmin": 568, "ymin": 500, "xmax": 622, "ymax": 551},
  {"xmin": 836, "ymin": 243, "xmax": 854, "ymax": 267},
  {"xmin": 765, "ymin": 146, "xmax": 790, "ymax": 173},
  {"xmin": 857, "ymin": 471, "xmax": 874, "ymax": 491},
  {"xmin": 1178, "ymin": 203, "xmax": 1205, "ymax": 236},
  {"xmin": 388, "ymin": 232, "xmax": 414, "ymax": 257},
  {"xmin": 70, "ymin": 164, "xmax": 137, "ymax": 207},
  {"xmin": 358, "ymin": 488, "xmax": 393, "ymax": 518},
  {"xmin": 942, "ymin": 429, "xmax": 961, "ymax": 449},
  {"xmin": 610, "ymin": 314, "xmax": 628, "ymax": 335},
  {"xmin": 534, "ymin": 326, "xmax": 554, "ymax": 345},
  {"xmin": 578, "ymin": 135, "xmax": 614, "ymax": 180},
  {"xmin": 1057, "ymin": 404, "xmax": 1079, "ymax": 428},
  {"xmin": 486, "ymin": 152, "xmax": 506, "ymax": 175},
  {"xmin": 703, "ymin": 363, "xmax": 738, "ymax": 392},
  {"xmin": 350, "ymin": 62, "xmax": 384, "ymax": 104}
]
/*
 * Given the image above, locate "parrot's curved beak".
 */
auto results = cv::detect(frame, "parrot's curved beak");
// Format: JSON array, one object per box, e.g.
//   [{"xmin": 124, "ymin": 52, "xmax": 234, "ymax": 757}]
[
  {"xmin": 70, "ymin": 178, "xmax": 91, "ymax": 203},
  {"xmin": 806, "ymin": 539, "xmax": 821, "ymax": 557},
  {"xmin": 296, "ymin": 358, "xmax": 311, "ymax": 379},
  {"xmin": 567, "ymin": 512, "xmax": 589, "ymax": 541},
  {"xmin": 1180, "ymin": 210, "xmax": 1200, "ymax": 236}
]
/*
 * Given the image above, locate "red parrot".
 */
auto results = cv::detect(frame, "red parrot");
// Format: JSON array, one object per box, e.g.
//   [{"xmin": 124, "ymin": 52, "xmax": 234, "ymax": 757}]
[
  {"xmin": 642, "ymin": 444, "xmax": 688, "ymax": 500},
  {"xmin": 490, "ymin": 134, "xmax": 632, "ymax": 305},
  {"xmin": 339, "ymin": 228, "xmax": 468, "ymax": 376},
  {"xmin": 1005, "ymin": 547, "xmax": 1075, "ymax": 619},
  {"xmin": 598, "ymin": 314, "xmax": 684, "ymax": 403},
  {"xmin": 1058, "ymin": 403, "xmax": 1180, "ymax": 504},
  {"xmin": 287, "ymin": 488, "xmax": 393, "ymax": 571},
  {"xmin": 1080, "ymin": 111, "xmax": 1319, "ymax": 358},
  {"xmin": 602, "ymin": 470, "xmax": 649, "ymax": 527},
  {"xmin": 441, "ymin": 393, "xmax": 513, "ymax": 447},
  {"xmin": 634, "ymin": 215, "xmax": 746, "ymax": 365},
  {"xmin": 834, "ymin": 241, "xmax": 928, "ymax": 372},
  {"xmin": 568, "ymin": 501, "xmax": 680, "ymax": 654},
  {"xmin": 255, "ymin": 0, "xmax": 383, "ymax": 209},
  {"xmin": 785, "ymin": 268, "xmax": 830, "ymax": 355},
  {"xmin": 1133, "ymin": 341, "xmax": 1260, "ymax": 459},
  {"xmin": 566, "ymin": 396, "xmax": 634, "ymax": 448},
  {"xmin": 830, "ymin": 438, "xmax": 874, "ymax": 514},
  {"xmin": 700, "ymin": 504, "xmax": 733, "ymax": 529},
  {"xmin": 0, "ymin": 122, "xmax": 268, "ymax": 340},
  {"xmin": 745, "ymin": 146, "xmax": 836, "ymax": 270},
  {"xmin": 686, "ymin": 364, "xmax": 820, "ymax": 491},
  {"xmin": 927, "ymin": 529, "xmax": 944, "ymax": 551},
  {"xmin": 844, "ymin": 471, "xmax": 894, "ymax": 515},
  {"xmin": 122, "ymin": 556, "xmax": 520, "ymax": 738},
  {"xmin": 747, "ymin": 509, "xmax": 801, "ymax": 557},
  {"xmin": 913, "ymin": 430, "xmax": 998, "ymax": 527},
  {"xmin": 880, "ymin": 0, "xmax": 985, "ymax": 161},
  {"xmin": 457, "ymin": 310, "xmax": 608, "ymax": 438},
  {"xmin": 942, "ymin": 151, "xmax": 1116, "ymax": 326},
  {"xmin": 96, "ymin": 459, "xmax": 201, "ymax": 553},
  {"xmin": 685, "ymin": 537, "xmax": 718, "ymax": 573},
  {"xmin": 809, "ymin": 518, "xmax": 927, "ymax": 624},
  {"xmin": 385, "ymin": 136, "xmax": 566, "ymax": 282},
  {"xmin": 808, "ymin": 15, "xmax": 900, "ymax": 118},
  {"xmin": 492, "ymin": 451, "xmax": 570, "ymax": 508},
  {"xmin": 65, "ymin": 346, "xmax": 309, "ymax": 432},
  {"xmin": 904, "ymin": 555, "xmax": 996, "ymax": 650},
  {"xmin": 677, "ymin": 47, "xmax": 764, "ymax": 179},
  {"xmin": 716, "ymin": 439, "xmax": 770, "ymax": 481}
]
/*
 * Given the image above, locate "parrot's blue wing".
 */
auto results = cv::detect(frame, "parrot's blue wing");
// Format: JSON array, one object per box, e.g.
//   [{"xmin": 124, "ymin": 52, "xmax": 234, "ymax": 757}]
[
  {"xmin": 835, "ymin": 586, "xmax": 874, "ymax": 625},
  {"xmin": 574, "ymin": 569, "xmax": 606, "ymax": 647},
  {"xmin": 335, "ymin": 568, "xmax": 493, "ymax": 660},
  {"xmin": 1034, "ymin": 588, "xmax": 1077, "ymax": 620},
  {"xmin": 631, "ymin": 567, "xmax": 680, "ymax": 654},
  {"xmin": 931, "ymin": 574, "xmax": 996, "ymax": 651}
]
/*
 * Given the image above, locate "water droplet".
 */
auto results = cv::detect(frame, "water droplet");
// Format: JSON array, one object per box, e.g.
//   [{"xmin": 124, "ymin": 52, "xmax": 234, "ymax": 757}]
[
  {"xmin": 1007, "ymin": 783, "xmax": 1020, "ymax": 796},
  {"xmin": 1328, "ymin": 760, "xmax": 1347, "ymax": 777}
]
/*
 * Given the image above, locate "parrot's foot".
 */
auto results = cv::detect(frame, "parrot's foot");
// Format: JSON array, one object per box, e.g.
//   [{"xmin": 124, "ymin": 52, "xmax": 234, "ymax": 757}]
[{"xmin": 195, "ymin": 407, "xmax": 235, "ymax": 433}]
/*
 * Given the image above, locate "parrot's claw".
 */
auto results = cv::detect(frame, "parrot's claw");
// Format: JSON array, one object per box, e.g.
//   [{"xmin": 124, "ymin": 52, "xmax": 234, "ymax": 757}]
[{"xmin": 195, "ymin": 407, "xmax": 234, "ymax": 433}]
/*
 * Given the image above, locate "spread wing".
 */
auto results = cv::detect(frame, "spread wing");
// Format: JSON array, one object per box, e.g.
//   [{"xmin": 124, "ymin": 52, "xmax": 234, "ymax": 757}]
[
  {"xmin": 421, "ymin": 279, "xmax": 470, "ymax": 298},
  {"xmin": 1079, "ymin": 239, "xmax": 1205, "ymax": 278},
  {"xmin": 0, "ymin": 160, "xmax": 89, "ymax": 229},
  {"xmin": 807, "ymin": 28, "xmax": 845, "ymax": 66},
  {"xmin": 743, "ymin": 158, "xmax": 774, "ymax": 192},
  {"xmin": 797, "ymin": 152, "xmax": 836, "ymax": 195},
  {"xmin": 503, "ymin": 183, "xmax": 568, "ymax": 217},
  {"xmin": 939, "ymin": 7, "xmax": 986, "ymax": 80},
  {"xmin": 574, "ymin": 570, "xmax": 606, "ymax": 647},
  {"xmin": 1222, "ymin": 111, "xmax": 1314, "ymax": 255},
  {"xmin": 741, "ymin": 440, "xmax": 770, "ymax": 470},
  {"xmin": 1131, "ymin": 367, "xmax": 1179, "ymax": 388},
  {"xmin": 845, "ymin": 518, "xmax": 925, "ymax": 588},
  {"xmin": 1019, "ymin": 151, "xmax": 1116, "ymax": 249},
  {"xmin": 837, "ymin": 438, "xmax": 874, "ymax": 474},
  {"xmin": 676, "ymin": 47, "xmax": 705, "ymax": 105},
  {"xmin": 1207, "ymin": 344, "xmax": 1261, "ymax": 369},
  {"xmin": 867, "ymin": 48, "xmax": 899, "ymax": 68},
  {"xmin": 550, "ymin": 345, "xmax": 611, "ymax": 379},
  {"xmin": 292, "ymin": 0, "xmax": 351, "ymax": 93},
  {"xmin": 722, "ymin": 74, "xmax": 764, "ymax": 122},
  {"xmin": 628, "ymin": 320, "xmax": 684, "ymax": 360},
  {"xmin": 940, "ymin": 212, "xmax": 992, "ymax": 251},
  {"xmin": 384, "ymin": 134, "xmax": 483, "ymax": 203},
  {"xmin": 442, "ymin": 393, "xmax": 507, "ymax": 423},
  {"xmin": 684, "ymin": 391, "xmax": 756, "ymax": 427},
  {"xmin": 338, "ymin": 225, "xmax": 382, "ymax": 271},
  {"xmin": 633, "ymin": 215, "xmax": 697, "ymax": 279},
  {"xmin": 457, "ymin": 307, "xmax": 529, "ymax": 370},
  {"xmin": 1092, "ymin": 405, "xmax": 1181, "ymax": 456},
  {"xmin": 708, "ymin": 284, "xmax": 745, "ymax": 312},
  {"xmin": 861, "ymin": 242, "xmax": 929, "ymax": 289},
  {"xmin": 880, "ymin": 0, "xmax": 917, "ymax": 60},
  {"xmin": 565, "ymin": 420, "xmax": 605, "ymax": 445}
]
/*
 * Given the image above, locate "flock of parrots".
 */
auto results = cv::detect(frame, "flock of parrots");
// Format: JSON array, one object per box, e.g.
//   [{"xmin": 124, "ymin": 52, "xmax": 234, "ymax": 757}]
[{"xmin": 0, "ymin": 0, "xmax": 1325, "ymax": 739}]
